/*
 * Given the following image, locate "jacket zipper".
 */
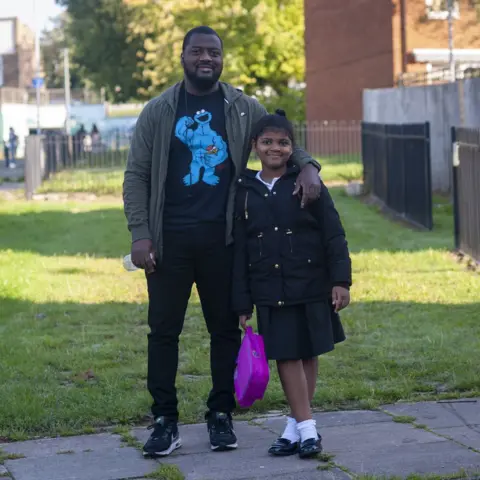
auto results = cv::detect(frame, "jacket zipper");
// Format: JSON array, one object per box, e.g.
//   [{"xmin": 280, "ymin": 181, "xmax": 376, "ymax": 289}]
[
  {"xmin": 244, "ymin": 191, "xmax": 249, "ymax": 220},
  {"xmin": 286, "ymin": 229, "xmax": 293, "ymax": 253},
  {"xmin": 257, "ymin": 232, "xmax": 263, "ymax": 257}
]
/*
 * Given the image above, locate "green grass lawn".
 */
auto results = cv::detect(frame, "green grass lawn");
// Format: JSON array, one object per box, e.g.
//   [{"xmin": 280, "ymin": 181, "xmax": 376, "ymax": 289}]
[
  {"xmin": 37, "ymin": 168, "xmax": 125, "ymax": 196},
  {"xmin": 0, "ymin": 190, "xmax": 479, "ymax": 441},
  {"xmin": 37, "ymin": 154, "xmax": 363, "ymax": 196}
]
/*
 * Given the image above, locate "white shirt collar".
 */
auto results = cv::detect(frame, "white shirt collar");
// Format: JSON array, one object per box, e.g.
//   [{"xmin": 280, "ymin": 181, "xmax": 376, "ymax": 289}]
[{"xmin": 255, "ymin": 171, "xmax": 280, "ymax": 191}]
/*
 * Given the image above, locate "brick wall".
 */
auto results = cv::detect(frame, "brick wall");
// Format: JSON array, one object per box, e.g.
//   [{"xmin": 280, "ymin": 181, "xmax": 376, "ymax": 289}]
[
  {"xmin": 0, "ymin": 17, "xmax": 35, "ymax": 88},
  {"xmin": 392, "ymin": 0, "xmax": 480, "ymax": 78},
  {"xmin": 405, "ymin": 0, "xmax": 480, "ymax": 52},
  {"xmin": 304, "ymin": 0, "xmax": 395, "ymax": 121},
  {"xmin": 2, "ymin": 54, "xmax": 20, "ymax": 87}
]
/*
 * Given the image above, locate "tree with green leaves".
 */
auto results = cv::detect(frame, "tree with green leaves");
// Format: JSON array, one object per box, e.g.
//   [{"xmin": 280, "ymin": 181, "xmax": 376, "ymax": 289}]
[
  {"xmin": 131, "ymin": 0, "xmax": 305, "ymax": 118},
  {"xmin": 41, "ymin": 14, "xmax": 84, "ymax": 89},
  {"xmin": 53, "ymin": 0, "xmax": 306, "ymax": 118},
  {"xmin": 55, "ymin": 0, "xmax": 151, "ymax": 102}
]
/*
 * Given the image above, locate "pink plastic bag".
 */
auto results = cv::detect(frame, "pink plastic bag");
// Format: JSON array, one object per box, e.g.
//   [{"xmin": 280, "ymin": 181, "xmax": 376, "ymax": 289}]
[{"xmin": 234, "ymin": 326, "xmax": 270, "ymax": 408}]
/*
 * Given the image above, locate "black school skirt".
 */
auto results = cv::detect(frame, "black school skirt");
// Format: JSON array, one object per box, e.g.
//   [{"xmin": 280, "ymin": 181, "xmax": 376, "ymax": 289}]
[{"xmin": 256, "ymin": 301, "xmax": 346, "ymax": 361}]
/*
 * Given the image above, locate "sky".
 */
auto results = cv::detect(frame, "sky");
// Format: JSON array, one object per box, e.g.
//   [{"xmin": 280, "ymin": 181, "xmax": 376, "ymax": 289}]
[{"xmin": 0, "ymin": 0, "xmax": 64, "ymax": 32}]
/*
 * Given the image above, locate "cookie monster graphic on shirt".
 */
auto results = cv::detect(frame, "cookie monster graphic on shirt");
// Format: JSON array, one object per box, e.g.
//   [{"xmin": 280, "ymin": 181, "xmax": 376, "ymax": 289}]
[{"xmin": 174, "ymin": 109, "xmax": 229, "ymax": 186}]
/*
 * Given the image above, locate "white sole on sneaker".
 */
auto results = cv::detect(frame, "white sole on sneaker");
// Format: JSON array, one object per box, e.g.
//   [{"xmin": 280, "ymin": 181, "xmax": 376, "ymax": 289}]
[
  {"xmin": 143, "ymin": 437, "xmax": 182, "ymax": 457},
  {"xmin": 211, "ymin": 442, "xmax": 238, "ymax": 451}
]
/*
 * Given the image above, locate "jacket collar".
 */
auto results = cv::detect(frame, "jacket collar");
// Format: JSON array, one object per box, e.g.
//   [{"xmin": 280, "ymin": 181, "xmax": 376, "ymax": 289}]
[
  {"xmin": 240, "ymin": 163, "xmax": 299, "ymax": 182},
  {"xmin": 163, "ymin": 80, "xmax": 243, "ymax": 112}
]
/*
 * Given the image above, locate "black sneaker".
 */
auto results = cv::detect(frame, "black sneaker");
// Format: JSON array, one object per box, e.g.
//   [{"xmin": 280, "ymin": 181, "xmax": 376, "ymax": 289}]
[
  {"xmin": 206, "ymin": 412, "xmax": 238, "ymax": 451},
  {"xmin": 142, "ymin": 416, "xmax": 182, "ymax": 457}
]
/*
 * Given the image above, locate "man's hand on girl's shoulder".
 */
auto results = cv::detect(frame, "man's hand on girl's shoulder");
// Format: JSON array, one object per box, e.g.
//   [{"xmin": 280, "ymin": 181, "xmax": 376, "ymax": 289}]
[{"xmin": 294, "ymin": 164, "xmax": 321, "ymax": 208}]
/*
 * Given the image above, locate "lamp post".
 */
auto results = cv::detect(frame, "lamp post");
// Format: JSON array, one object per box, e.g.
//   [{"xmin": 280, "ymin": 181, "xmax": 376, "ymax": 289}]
[
  {"xmin": 64, "ymin": 48, "xmax": 71, "ymax": 134},
  {"xmin": 33, "ymin": 0, "xmax": 41, "ymax": 133},
  {"xmin": 448, "ymin": 0, "xmax": 455, "ymax": 82}
]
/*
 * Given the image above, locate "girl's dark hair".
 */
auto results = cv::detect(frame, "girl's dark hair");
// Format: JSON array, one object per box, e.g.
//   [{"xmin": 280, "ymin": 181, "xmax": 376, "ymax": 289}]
[{"xmin": 251, "ymin": 109, "xmax": 295, "ymax": 145}]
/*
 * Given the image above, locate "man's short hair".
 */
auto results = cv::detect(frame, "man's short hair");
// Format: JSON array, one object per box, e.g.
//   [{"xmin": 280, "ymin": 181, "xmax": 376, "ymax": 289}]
[{"xmin": 182, "ymin": 26, "xmax": 223, "ymax": 52}]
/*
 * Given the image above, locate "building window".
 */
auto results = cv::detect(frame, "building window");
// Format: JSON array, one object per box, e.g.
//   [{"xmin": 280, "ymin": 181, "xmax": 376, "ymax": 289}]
[{"xmin": 425, "ymin": 0, "xmax": 460, "ymax": 19}]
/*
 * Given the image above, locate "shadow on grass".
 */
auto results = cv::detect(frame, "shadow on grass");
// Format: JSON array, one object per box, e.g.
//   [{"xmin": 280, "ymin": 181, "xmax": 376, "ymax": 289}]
[
  {"xmin": 0, "ymin": 188, "xmax": 455, "ymax": 257},
  {"xmin": 1, "ymin": 295, "xmax": 479, "ymax": 438},
  {"xmin": 0, "ymin": 208, "xmax": 129, "ymax": 258}
]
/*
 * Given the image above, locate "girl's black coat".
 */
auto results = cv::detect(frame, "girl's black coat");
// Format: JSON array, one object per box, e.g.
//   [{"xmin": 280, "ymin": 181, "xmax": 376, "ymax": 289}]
[{"xmin": 232, "ymin": 165, "xmax": 352, "ymax": 315}]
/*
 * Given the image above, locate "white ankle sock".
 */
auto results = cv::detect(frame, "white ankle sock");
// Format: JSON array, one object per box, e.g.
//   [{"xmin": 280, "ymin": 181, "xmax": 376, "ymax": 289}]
[
  {"xmin": 280, "ymin": 416, "xmax": 300, "ymax": 443},
  {"xmin": 297, "ymin": 419, "xmax": 317, "ymax": 443}
]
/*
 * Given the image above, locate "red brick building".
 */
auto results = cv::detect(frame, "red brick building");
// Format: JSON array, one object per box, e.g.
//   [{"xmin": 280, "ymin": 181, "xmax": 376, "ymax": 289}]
[
  {"xmin": 0, "ymin": 17, "xmax": 36, "ymax": 88},
  {"xmin": 304, "ymin": 0, "xmax": 480, "ymax": 121}
]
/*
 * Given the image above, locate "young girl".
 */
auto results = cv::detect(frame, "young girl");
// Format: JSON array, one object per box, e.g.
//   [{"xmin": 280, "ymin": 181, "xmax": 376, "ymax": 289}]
[{"xmin": 232, "ymin": 109, "xmax": 352, "ymax": 458}]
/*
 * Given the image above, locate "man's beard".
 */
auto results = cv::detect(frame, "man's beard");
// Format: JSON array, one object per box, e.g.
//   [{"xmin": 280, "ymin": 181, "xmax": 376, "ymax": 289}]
[{"xmin": 184, "ymin": 66, "xmax": 222, "ymax": 92}]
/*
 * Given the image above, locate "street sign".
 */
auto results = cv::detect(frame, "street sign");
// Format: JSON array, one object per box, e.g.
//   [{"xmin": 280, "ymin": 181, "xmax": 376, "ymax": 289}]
[{"xmin": 32, "ymin": 77, "xmax": 44, "ymax": 88}]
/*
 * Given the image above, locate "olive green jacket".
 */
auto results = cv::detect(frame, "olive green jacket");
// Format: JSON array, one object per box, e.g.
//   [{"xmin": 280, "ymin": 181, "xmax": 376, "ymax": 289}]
[{"xmin": 123, "ymin": 81, "xmax": 321, "ymax": 260}]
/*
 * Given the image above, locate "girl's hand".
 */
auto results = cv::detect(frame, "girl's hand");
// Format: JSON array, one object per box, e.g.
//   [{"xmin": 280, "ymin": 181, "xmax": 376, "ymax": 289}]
[
  {"xmin": 332, "ymin": 286, "xmax": 350, "ymax": 312},
  {"xmin": 239, "ymin": 314, "xmax": 252, "ymax": 331}
]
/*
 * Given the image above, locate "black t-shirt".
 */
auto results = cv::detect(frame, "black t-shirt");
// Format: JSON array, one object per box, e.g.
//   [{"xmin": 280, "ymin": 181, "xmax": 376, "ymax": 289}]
[{"xmin": 163, "ymin": 87, "xmax": 233, "ymax": 229}]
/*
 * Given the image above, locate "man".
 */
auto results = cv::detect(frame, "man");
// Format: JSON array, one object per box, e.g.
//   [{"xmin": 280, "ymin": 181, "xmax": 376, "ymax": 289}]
[{"xmin": 123, "ymin": 25, "xmax": 322, "ymax": 457}]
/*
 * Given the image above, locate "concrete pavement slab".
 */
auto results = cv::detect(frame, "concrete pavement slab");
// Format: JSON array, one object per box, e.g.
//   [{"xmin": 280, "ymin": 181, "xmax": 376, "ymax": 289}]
[
  {"xmin": 440, "ymin": 399, "xmax": 480, "ymax": 427},
  {"xmin": 322, "ymin": 420, "xmax": 449, "ymax": 453},
  {"xmin": 4, "ymin": 447, "xmax": 158, "ymax": 480},
  {"xmin": 382, "ymin": 401, "xmax": 473, "ymax": 429},
  {"xmin": 332, "ymin": 440, "xmax": 480, "ymax": 477},
  {"xmin": 0, "ymin": 433, "xmax": 122, "ymax": 459},
  {"xmin": 252, "ymin": 410, "xmax": 392, "ymax": 434},
  {"xmin": 159, "ymin": 448, "xmax": 347, "ymax": 480},
  {"xmin": 434, "ymin": 426, "xmax": 480, "ymax": 451}
]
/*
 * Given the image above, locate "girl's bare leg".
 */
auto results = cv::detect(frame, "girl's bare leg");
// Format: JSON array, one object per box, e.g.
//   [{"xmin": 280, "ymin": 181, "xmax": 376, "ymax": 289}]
[
  {"xmin": 276, "ymin": 360, "xmax": 311, "ymax": 422},
  {"xmin": 302, "ymin": 357, "xmax": 318, "ymax": 405}
]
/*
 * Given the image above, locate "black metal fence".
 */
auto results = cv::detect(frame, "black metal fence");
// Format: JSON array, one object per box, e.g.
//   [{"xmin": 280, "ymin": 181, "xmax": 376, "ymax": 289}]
[
  {"xmin": 362, "ymin": 122, "xmax": 433, "ymax": 229},
  {"xmin": 42, "ymin": 130, "xmax": 131, "ymax": 179},
  {"xmin": 41, "ymin": 122, "xmax": 362, "ymax": 179},
  {"xmin": 452, "ymin": 127, "xmax": 480, "ymax": 263}
]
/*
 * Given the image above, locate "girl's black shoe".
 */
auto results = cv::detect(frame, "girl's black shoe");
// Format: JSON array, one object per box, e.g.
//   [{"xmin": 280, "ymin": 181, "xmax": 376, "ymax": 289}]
[
  {"xmin": 268, "ymin": 437, "xmax": 299, "ymax": 456},
  {"xmin": 299, "ymin": 435, "xmax": 322, "ymax": 459}
]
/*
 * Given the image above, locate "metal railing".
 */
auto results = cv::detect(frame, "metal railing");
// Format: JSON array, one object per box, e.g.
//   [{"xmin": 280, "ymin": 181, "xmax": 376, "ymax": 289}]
[
  {"xmin": 39, "ymin": 121, "xmax": 362, "ymax": 175},
  {"xmin": 362, "ymin": 122, "xmax": 433, "ymax": 229},
  {"xmin": 452, "ymin": 127, "xmax": 480, "ymax": 262},
  {"xmin": 42, "ymin": 130, "xmax": 131, "ymax": 179},
  {"xmin": 397, "ymin": 67, "xmax": 480, "ymax": 87},
  {"xmin": 295, "ymin": 120, "xmax": 361, "ymax": 161}
]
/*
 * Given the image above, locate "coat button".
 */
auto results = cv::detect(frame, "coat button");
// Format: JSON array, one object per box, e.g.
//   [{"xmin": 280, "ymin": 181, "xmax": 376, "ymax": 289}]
[
  {"xmin": 264, "ymin": 193, "xmax": 268, "ymax": 197},
  {"xmin": 274, "ymin": 227, "xmax": 278, "ymax": 231},
  {"xmin": 277, "ymin": 301, "xmax": 284, "ymax": 306},
  {"xmin": 307, "ymin": 259, "xmax": 312, "ymax": 263},
  {"xmin": 274, "ymin": 264, "xmax": 280, "ymax": 269},
  {"xmin": 238, "ymin": 178, "xmax": 242, "ymax": 183},
  {"xmin": 273, "ymin": 191, "xmax": 277, "ymax": 195}
]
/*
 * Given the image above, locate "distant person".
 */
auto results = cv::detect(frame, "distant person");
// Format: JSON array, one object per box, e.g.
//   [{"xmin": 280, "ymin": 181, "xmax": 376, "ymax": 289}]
[
  {"xmin": 3, "ymin": 141, "xmax": 9, "ymax": 169},
  {"xmin": 8, "ymin": 128, "xmax": 18, "ymax": 168},
  {"xmin": 91, "ymin": 124, "xmax": 101, "ymax": 154},
  {"xmin": 123, "ymin": 26, "xmax": 323, "ymax": 457},
  {"xmin": 232, "ymin": 110, "xmax": 352, "ymax": 459},
  {"xmin": 74, "ymin": 124, "xmax": 87, "ymax": 159}
]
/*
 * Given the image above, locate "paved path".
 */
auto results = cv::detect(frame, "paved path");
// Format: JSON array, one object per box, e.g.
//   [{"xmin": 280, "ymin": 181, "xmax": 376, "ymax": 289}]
[
  {"xmin": 0, "ymin": 159, "xmax": 24, "ymax": 180},
  {"xmin": 1, "ymin": 399, "xmax": 479, "ymax": 480}
]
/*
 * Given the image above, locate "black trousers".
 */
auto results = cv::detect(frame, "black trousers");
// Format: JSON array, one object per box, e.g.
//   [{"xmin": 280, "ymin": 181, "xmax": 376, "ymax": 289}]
[{"xmin": 146, "ymin": 223, "xmax": 241, "ymax": 421}]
